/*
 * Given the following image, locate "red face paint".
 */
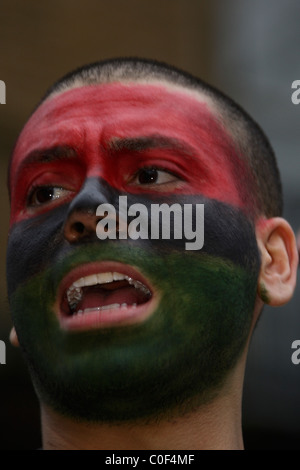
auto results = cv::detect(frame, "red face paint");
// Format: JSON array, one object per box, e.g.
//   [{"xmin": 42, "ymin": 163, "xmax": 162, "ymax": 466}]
[{"xmin": 9, "ymin": 83, "xmax": 255, "ymax": 226}]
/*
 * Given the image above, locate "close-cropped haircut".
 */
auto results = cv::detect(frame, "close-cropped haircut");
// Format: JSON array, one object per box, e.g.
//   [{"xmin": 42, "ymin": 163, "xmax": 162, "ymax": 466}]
[{"xmin": 31, "ymin": 58, "xmax": 284, "ymax": 218}]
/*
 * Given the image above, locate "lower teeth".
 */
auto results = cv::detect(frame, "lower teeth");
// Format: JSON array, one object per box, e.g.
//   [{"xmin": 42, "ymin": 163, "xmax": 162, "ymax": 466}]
[{"xmin": 74, "ymin": 303, "xmax": 137, "ymax": 316}]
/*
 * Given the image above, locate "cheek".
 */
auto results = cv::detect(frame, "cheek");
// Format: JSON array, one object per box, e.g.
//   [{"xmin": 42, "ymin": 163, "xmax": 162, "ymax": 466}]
[
  {"xmin": 6, "ymin": 205, "xmax": 68, "ymax": 297},
  {"xmin": 125, "ymin": 192, "xmax": 260, "ymax": 274}
]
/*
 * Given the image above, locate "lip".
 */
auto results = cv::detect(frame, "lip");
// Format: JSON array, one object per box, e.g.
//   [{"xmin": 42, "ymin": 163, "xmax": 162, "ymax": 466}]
[{"xmin": 55, "ymin": 261, "xmax": 159, "ymax": 331}]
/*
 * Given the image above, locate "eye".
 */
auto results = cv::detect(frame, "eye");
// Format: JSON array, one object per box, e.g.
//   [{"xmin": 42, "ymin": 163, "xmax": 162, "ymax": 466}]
[
  {"xmin": 131, "ymin": 167, "xmax": 180, "ymax": 186},
  {"xmin": 28, "ymin": 186, "xmax": 69, "ymax": 207}
]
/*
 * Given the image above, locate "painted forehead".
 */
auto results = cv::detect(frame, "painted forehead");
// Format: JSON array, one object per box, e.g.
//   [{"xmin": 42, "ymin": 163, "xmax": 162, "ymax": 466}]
[
  {"xmin": 10, "ymin": 81, "xmax": 229, "ymax": 169},
  {"xmin": 9, "ymin": 81, "xmax": 255, "ymax": 215}
]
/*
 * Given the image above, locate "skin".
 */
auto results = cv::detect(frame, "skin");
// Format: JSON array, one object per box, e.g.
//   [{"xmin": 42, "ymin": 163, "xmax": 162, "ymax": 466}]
[{"xmin": 7, "ymin": 82, "xmax": 272, "ymax": 446}]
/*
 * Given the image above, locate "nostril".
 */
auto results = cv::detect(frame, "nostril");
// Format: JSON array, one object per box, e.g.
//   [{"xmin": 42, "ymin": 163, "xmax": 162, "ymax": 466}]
[
  {"xmin": 73, "ymin": 221, "xmax": 85, "ymax": 234},
  {"xmin": 64, "ymin": 210, "xmax": 99, "ymax": 243},
  {"xmin": 64, "ymin": 206, "xmax": 119, "ymax": 243}
]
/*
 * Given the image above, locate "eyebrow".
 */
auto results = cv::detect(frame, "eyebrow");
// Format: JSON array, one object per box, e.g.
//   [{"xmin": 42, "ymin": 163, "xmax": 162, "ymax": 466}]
[
  {"xmin": 11, "ymin": 145, "xmax": 77, "ymax": 188},
  {"xmin": 9, "ymin": 136, "xmax": 196, "ymax": 194},
  {"xmin": 108, "ymin": 135, "xmax": 196, "ymax": 156},
  {"xmin": 19, "ymin": 145, "xmax": 77, "ymax": 166}
]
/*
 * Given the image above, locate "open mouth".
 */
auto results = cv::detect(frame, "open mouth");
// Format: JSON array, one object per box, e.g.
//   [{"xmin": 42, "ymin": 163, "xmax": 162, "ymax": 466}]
[{"xmin": 57, "ymin": 262, "xmax": 157, "ymax": 331}]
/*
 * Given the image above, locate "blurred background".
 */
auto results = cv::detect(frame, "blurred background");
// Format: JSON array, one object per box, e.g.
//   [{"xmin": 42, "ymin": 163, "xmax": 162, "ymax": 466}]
[{"xmin": 0, "ymin": 0, "xmax": 299, "ymax": 450}]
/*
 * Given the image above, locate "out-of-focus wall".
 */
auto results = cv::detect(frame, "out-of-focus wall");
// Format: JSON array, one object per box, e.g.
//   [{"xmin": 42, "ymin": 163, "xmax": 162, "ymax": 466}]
[{"xmin": 212, "ymin": 0, "xmax": 300, "ymax": 449}]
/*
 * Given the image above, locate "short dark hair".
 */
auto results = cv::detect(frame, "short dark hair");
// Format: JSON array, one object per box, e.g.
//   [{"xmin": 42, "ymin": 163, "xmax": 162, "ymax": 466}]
[{"xmin": 30, "ymin": 58, "xmax": 285, "ymax": 218}]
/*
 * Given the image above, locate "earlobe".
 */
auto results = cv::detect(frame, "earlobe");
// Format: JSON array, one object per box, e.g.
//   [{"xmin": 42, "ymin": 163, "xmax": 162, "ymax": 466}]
[
  {"xmin": 9, "ymin": 327, "xmax": 20, "ymax": 347},
  {"xmin": 256, "ymin": 217, "xmax": 298, "ymax": 306}
]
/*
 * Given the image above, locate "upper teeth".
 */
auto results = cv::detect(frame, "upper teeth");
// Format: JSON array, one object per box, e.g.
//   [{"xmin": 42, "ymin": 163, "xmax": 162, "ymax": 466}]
[
  {"xmin": 66, "ymin": 271, "xmax": 151, "ymax": 312},
  {"xmin": 73, "ymin": 272, "xmax": 124, "ymax": 288}
]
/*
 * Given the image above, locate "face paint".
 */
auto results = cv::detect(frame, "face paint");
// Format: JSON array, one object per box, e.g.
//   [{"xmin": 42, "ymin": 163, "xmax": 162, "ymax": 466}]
[{"xmin": 7, "ymin": 83, "xmax": 260, "ymax": 422}]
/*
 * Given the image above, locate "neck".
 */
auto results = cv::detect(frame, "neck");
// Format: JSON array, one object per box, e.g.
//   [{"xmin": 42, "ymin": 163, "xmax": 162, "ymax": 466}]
[{"xmin": 41, "ymin": 367, "xmax": 245, "ymax": 450}]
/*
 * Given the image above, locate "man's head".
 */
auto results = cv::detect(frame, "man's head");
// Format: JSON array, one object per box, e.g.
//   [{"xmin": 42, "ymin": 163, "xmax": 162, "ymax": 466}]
[{"xmin": 7, "ymin": 58, "xmax": 298, "ymax": 423}]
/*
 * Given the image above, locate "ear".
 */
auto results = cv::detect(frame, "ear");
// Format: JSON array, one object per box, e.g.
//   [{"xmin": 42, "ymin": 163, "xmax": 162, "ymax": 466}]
[
  {"xmin": 256, "ymin": 217, "xmax": 298, "ymax": 306},
  {"xmin": 9, "ymin": 327, "xmax": 20, "ymax": 347},
  {"xmin": 297, "ymin": 229, "xmax": 300, "ymax": 258}
]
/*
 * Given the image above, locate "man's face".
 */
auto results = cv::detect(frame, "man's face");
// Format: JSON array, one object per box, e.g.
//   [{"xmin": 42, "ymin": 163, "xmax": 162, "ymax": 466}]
[{"xmin": 7, "ymin": 82, "xmax": 260, "ymax": 421}]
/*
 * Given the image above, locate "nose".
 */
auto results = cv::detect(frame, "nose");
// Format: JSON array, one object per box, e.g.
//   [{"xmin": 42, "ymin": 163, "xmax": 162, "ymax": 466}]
[
  {"xmin": 63, "ymin": 178, "xmax": 114, "ymax": 243},
  {"xmin": 64, "ymin": 208, "xmax": 99, "ymax": 243}
]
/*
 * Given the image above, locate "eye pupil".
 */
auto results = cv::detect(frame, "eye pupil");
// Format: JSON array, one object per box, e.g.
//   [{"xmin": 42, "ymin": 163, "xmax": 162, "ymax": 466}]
[
  {"xmin": 35, "ymin": 187, "xmax": 54, "ymax": 204},
  {"xmin": 138, "ymin": 168, "xmax": 158, "ymax": 184}
]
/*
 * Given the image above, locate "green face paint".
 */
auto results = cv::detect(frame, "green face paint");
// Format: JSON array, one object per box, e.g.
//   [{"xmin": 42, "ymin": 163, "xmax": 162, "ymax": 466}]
[
  {"xmin": 259, "ymin": 283, "xmax": 270, "ymax": 304},
  {"xmin": 10, "ymin": 243, "xmax": 257, "ymax": 422}
]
